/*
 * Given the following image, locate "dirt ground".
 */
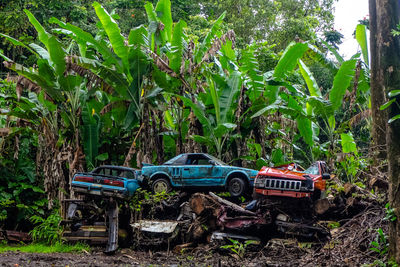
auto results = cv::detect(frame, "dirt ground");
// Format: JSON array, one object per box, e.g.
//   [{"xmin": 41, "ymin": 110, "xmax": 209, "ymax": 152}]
[{"xmin": 0, "ymin": 244, "xmax": 307, "ymax": 267}]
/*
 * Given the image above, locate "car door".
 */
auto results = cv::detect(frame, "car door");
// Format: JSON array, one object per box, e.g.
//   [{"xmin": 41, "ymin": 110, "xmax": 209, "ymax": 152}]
[
  {"xmin": 168, "ymin": 154, "xmax": 187, "ymax": 186},
  {"xmin": 181, "ymin": 155, "xmax": 223, "ymax": 187}
]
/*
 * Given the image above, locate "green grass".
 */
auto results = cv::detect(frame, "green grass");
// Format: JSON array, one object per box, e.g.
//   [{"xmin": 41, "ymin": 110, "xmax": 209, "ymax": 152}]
[{"xmin": 0, "ymin": 242, "xmax": 90, "ymax": 253}]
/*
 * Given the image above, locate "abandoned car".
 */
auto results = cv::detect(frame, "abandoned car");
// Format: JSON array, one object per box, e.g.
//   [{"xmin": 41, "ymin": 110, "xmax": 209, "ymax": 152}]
[
  {"xmin": 71, "ymin": 165, "xmax": 141, "ymax": 198},
  {"xmin": 253, "ymin": 161, "xmax": 331, "ymax": 200},
  {"xmin": 139, "ymin": 153, "xmax": 259, "ymax": 197}
]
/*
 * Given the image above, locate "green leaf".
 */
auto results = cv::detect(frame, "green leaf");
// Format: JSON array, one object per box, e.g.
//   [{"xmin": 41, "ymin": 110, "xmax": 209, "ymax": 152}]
[
  {"xmin": 220, "ymin": 71, "xmax": 242, "ymax": 123},
  {"xmin": 24, "ymin": 9, "xmax": 49, "ymax": 49},
  {"xmin": 328, "ymin": 115, "xmax": 336, "ymax": 129},
  {"xmin": 266, "ymin": 42, "xmax": 309, "ymax": 103},
  {"xmin": 329, "ymin": 59, "xmax": 357, "ymax": 111},
  {"xmin": 48, "ymin": 36, "xmax": 66, "ymax": 77},
  {"xmin": 297, "ymin": 116, "xmax": 313, "ymax": 147},
  {"xmin": 128, "ymin": 25, "xmax": 149, "ymax": 46},
  {"xmin": 298, "ymin": 59, "xmax": 321, "ymax": 97},
  {"xmin": 321, "ymin": 40, "xmax": 344, "ymax": 64},
  {"xmin": 388, "ymin": 90, "xmax": 400, "ymax": 98},
  {"xmin": 180, "ymin": 96, "xmax": 211, "ymax": 130},
  {"xmin": 194, "ymin": 12, "xmax": 225, "ymax": 63},
  {"xmin": 388, "ymin": 114, "xmax": 400, "ymax": 124},
  {"xmin": 271, "ymin": 149, "xmax": 284, "ymax": 165},
  {"xmin": 191, "ymin": 135, "xmax": 211, "ymax": 145},
  {"xmin": 155, "ymin": 0, "xmax": 173, "ymax": 42},
  {"xmin": 208, "ymin": 76, "xmax": 220, "ymax": 123},
  {"xmin": 50, "ymin": 17, "xmax": 119, "ymax": 66},
  {"xmin": 250, "ymin": 104, "xmax": 278, "ymax": 119},
  {"xmin": 355, "ymin": 24, "xmax": 368, "ymax": 65},
  {"xmin": 95, "ymin": 153, "xmax": 109, "ymax": 161},
  {"xmin": 0, "ymin": 33, "xmax": 37, "ymax": 56},
  {"xmin": 380, "ymin": 98, "xmax": 395, "ymax": 110},
  {"xmin": 341, "ymin": 132, "xmax": 357, "ymax": 153},
  {"xmin": 274, "ymin": 42, "xmax": 309, "ymax": 79},
  {"xmin": 93, "ymin": 2, "xmax": 128, "ymax": 67},
  {"xmin": 169, "ymin": 20, "xmax": 187, "ymax": 73},
  {"xmin": 307, "ymin": 96, "xmax": 334, "ymax": 119},
  {"xmin": 214, "ymin": 123, "xmax": 236, "ymax": 138},
  {"xmin": 29, "ymin": 43, "xmax": 50, "ymax": 61}
]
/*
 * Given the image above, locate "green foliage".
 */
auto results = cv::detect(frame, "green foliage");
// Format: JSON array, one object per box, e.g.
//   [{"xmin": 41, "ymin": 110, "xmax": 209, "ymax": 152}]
[
  {"xmin": 29, "ymin": 210, "xmax": 63, "ymax": 245},
  {"xmin": 0, "ymin": 242, "xmax": 90, "ymax": 254},
  {"xmin": 221, "ymin": 238, "xmax": 258, "ymax": 258},
  {"xmin": 370, "ymin": 228, "xmax": 389, "ymax": 257},
  {"xmin": 130, "ymin": 188, "xmax": 176, "ymax": 218},
  {"xmin": 384, "ymin": 203, "xmax": 397, "ymax": 222},
  {"xmin": 341, "ymin": 133, "xmax": 357, "ymax": 154},
  {"xmin": 327, "ymin": 221, "xmax": 340, "ymax": 229},
  {"xmin": 337, "ymin": 155, "xmax": 367, "ymax": 184},
  {"xmin": 0, "ymin": 133, "xmax": 46, "ymax": 229}
]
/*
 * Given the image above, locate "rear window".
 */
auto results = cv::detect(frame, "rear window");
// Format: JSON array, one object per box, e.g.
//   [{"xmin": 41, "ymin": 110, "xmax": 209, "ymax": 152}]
[{"xmin": 93, "ymin": 168, "xmax": 135, "ymax": 179}]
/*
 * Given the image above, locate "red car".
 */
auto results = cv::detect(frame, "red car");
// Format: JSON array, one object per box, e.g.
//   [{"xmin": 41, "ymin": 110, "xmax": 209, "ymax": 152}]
[{"xmin": 253, "ymin": 161, "xmax": 331, "ymax": 200}]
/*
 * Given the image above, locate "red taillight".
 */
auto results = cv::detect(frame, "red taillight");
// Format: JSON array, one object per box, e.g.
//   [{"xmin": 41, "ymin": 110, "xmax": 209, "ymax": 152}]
[
  {"xmin": 103, "ymin": 179, "xmax": 124, "ymax": 187},
  {"xmin": 75, "ymin": 176, "xmax": 94, "ymax": 183}
]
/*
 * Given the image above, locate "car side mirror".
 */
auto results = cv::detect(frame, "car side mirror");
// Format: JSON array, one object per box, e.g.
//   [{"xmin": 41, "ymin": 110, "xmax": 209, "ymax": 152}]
[
  {"xmin": 322, "ymin": 173, "xmax": 331, "ymax": 180},
  {"xmin": 209, "ymin": 160, "xmax": 216, "ymax": 166}
]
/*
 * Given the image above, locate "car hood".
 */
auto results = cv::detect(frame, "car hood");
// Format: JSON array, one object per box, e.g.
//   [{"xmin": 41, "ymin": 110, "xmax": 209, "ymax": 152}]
[{"xmin": 258, "ymin": 167, "xmax": 318, "ymax": 180}]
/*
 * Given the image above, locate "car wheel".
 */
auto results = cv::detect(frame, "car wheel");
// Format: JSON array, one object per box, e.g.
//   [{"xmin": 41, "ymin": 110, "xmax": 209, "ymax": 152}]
[
  {"xmin": 152, "ymin": 178, "xmax": 171, "ymax": 193},
  {"xmin": 228, "ymin": 177, "xmax": 247, "ymax": 197}
]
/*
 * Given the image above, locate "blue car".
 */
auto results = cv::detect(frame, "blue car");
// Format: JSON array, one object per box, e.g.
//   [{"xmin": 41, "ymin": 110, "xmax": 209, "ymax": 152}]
[
  {"xmin": 71, "ymin": 165, "xmax": 141, "ymax": 198},
  {"xmin": 138, "ymin": 153, "xmax": 259, "ymax": 197}
]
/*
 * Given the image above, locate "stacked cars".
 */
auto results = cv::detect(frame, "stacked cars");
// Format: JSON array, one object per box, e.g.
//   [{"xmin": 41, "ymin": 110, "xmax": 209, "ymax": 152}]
[
  {"xmin": 71, "ymin": 154, "xmax": 330, "ymax": 200},
  {"xmin": 138, "ymin": 153, "xmax": 259, "ymax": 197}
]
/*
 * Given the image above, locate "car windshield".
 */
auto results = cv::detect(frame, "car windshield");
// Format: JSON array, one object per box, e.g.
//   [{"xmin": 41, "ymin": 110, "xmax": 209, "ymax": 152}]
[
  {"xmin": 303, "ymin": 163, "xmax": 320, "ymax": 175},
  {"xmin": 207, "ymin": 154, "xmax": 227, "ymax": 166},
  {"xmin": 163, "ymin": 154, "xmax": 187, "ymax": 165}
]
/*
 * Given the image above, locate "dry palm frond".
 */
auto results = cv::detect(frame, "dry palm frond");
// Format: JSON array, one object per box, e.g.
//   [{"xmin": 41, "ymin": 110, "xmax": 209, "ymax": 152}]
[
  {"xmin": 148, "ymin": 50, "xmax": 191, "ymax": 90},
  {"xmin": 99, "ymin": 100, "xmax": 130, "ymax": 115},
  {"xmin": 0, "ymin": 128, "xmax": 10, "ymax": 137},
  {"xmin": 349, "ymin": 109, "xmax": 371, "ymax": 127},
  {"xmin": 65, "ymin": 56, "xmax": 114, "ymax": 94},
  {"xmin": 4, "ymin": 67, "xmax": 42, "ymax": 100},
  {"xmin": 194, "ymin": 30, "xmax": 236, "ymax": 72}
]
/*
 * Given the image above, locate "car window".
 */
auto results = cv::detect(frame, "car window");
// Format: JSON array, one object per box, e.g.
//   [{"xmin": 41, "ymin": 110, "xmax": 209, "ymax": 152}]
[
  {"xmin": 304, "ymin": 163, "xmax": 320, "ymax": 175},
  {"xmin": 93, "ymin": 168, "xmax": 104, "ymax": 175},
  {"xmin": 207, "ymin": 154, "xmax": 227, "ymax": 166},
  {"xmin": 186, "ymin": 154, "xmax": 211, "ymax": 165},
  {"xmin": 320, "ymin": 163, "xmax": 329, "ymax": 174},
  {"xmin": 120, "ymin": 171, "xmax": 135, "ymax": 179},
  {"xmin": 164, "ymin": 154, "xmax": 187, "ymax": 165}
]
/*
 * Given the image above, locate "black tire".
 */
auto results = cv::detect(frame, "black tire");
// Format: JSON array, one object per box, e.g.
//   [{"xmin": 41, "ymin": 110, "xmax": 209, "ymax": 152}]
[
  {"xmin": 151, "ymin": 178, "xmax": 171, "ymax": 194},
  {"xmin": 228, "ymin": 177, "xmax": 247, "ymax": 197}
]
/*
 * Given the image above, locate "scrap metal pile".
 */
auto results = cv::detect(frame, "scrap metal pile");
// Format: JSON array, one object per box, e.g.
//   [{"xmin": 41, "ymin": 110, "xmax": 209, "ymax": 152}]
[
  {"xmin": 61, "ymin": 190, "xmax": 335, "ymax": 254},
  {"xmin": 60, "ymin": 156, "xmax": 384, "ymax": 256}
]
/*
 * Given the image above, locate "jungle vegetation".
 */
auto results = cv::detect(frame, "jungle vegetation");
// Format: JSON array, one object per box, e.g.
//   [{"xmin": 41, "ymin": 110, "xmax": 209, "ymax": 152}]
[{"xmin": 0, "ymin": 0, "xmax": 399, "ymax": 263}]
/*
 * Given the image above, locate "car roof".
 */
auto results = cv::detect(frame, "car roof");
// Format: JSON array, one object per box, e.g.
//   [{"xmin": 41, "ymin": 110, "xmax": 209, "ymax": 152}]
[
  {"xmin": 93, "ymin": 165, "xmax": 138, "ymax": 171},
  {"xmin": 179, "ymin": 153, "xmax": 210, "ymax": 156}
]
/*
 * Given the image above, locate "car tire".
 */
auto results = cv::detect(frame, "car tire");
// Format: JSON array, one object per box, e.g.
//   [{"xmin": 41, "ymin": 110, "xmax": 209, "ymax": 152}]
[
  {"xmin": 151, "ymin": 178, "xmax": 171, "ymax": 194},
  {"xmin": 228, "ymin": 177, "xmax": 247, "ymax": 197}
]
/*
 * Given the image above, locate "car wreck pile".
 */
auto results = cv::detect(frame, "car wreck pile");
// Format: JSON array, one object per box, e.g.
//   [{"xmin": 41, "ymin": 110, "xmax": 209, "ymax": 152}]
[{"xmin": 60, "ymin": 153, "xmax": 377, "ymax": 255}]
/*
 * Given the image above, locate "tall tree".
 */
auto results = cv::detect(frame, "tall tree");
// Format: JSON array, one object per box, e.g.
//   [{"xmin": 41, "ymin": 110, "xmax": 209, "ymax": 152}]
[
  {"xmin": 370, "ymin": 0, "xmax": 400, "ymax": 262},
  {"xmin": 369, "ymin": 0, "xmax": 388, "ymax": 160},
  {"xmin": 197, "ymin": 0, "xmax": 335, "ymax": 49}
]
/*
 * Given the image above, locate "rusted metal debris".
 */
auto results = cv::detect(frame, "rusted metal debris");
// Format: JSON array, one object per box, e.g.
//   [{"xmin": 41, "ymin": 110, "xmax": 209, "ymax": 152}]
[{"xmin": 0, "ymin": 230, "xmax": 31, "ymax": 243}]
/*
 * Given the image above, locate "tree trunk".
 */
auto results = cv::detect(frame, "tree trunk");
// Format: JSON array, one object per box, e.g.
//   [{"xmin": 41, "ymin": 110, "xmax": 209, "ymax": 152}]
[
  {"xmin": 370, "ymin": 0, "xmax": 400, "ymax": 262},
  {"xmin": 369, "ymin": 0, "xmax": 388, "ymax": 160}
]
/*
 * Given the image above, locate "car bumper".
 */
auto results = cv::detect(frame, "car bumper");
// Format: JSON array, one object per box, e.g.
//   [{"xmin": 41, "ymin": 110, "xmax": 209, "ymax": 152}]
[
  {"xmin": 72, "ymin": 184, "xmax": 129, "ymax": 198},
  {"xmin": 254, "ymin": 188, "xmax": 312, "ymax": 198}
]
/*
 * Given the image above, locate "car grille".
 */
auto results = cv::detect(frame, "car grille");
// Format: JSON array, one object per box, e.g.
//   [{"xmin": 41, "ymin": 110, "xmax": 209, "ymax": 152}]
[{"xmin": 255, "ymin": 176, "xmax": 305, "ymax": 191}]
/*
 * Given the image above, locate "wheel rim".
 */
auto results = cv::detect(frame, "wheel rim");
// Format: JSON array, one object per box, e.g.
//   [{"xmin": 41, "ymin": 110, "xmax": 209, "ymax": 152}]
[
  {"xmin": 153, "ymin": 180, "xmax": 168, "ymax": 193},
  {"xmin": 231, "ymin": 180, "xmax": 242, "ymax": 195}
]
